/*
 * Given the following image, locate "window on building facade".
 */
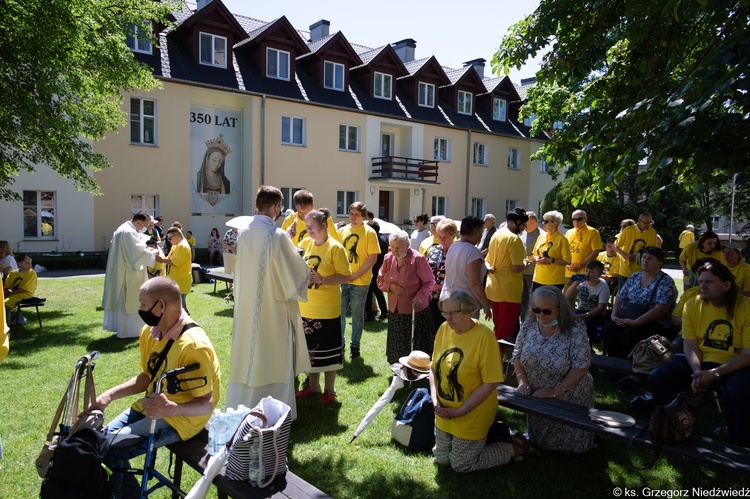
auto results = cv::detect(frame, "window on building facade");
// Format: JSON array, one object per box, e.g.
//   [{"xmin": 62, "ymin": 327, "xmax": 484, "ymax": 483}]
[
  {"xmin": 434, "ymin": 137, "xmax": 450, "ymax": 161},
  {"xmin": 711, "ymin": 215, "xmax": 723, "ymax": 230},
  {"xmin": 130, "ymin": 97, "xmax": 156, "ymax": 145},
  {"xmin": 470, "ymin": 198, "xmax": 487, "ymax": 218},
  {"xmin": 199, "ymin": 32, "xmax": 227, "ymax": 68},
  {"xmin": 281, "ymin": 187, "xmax": 303, "ymax": 211},
  {"xmin": 282, "ymin": 116, "xmax": 305, "ymax": 146},
  {"xmin": 23, "ymin": 190, "xmax": 56, "ymax": 238},
  {"xmin": 131, "ymin": 194, "xmax": 158, "ymax": 219},
  {"xmin": 508, "ymin": 148, "xmax": 520, "ymax": 170},
  {"xmin": 126, "ymin": 22, "xmax": 152, "ymax": 54},
  {"xmin": 418, "ymin": 82, "xmax": 435, "ymax": 107},
  {"xmin": 432, "ymin": 196, "xmax": 448, "ymax": 216},
  {"xmin": 493, "ymin": 97, "xmax": 507, "ymax": 121},
  {"xmin": 523, "ymin": 114, "xmax": 535, "ymax": 127},
  {"xmin": 506, "ymin": 199, "xmax": 519, "ymax": 214},
  {"xmin": 324, "ymin": 61, "xmax": 345, "ymax": 91},
  {"xmin": 539, "ymin": 158, "xmax": 549, "ymax": 172},
  {"xmin": 473, "ymin": 143, "xmax": 488, "ymax": 166},
  {"xmin": 266, "ymin": 48, "xmax": 290, "ymax": 80},
  {"xmin": 457, "ymin": 90, "xmax": 473, "ymax": 115},
  {"xmin": 337, "ymin": 190, "xmax": 358, "ymax": 216},
  {"xmin": 374, "ymin": 72, "xmax": 392, "ymax": 99},
  {"xmin": 339, "ymin": 124, "xmax": 359, "ymax": 152}
]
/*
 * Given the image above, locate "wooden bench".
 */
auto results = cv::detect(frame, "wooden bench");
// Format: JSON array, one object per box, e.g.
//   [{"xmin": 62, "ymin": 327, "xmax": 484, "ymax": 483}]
[
  {"xmin": 209, "ymin": 272, "xmax": 234, "ymax": 293},
  {"xmin": 166, "ymin": 429, "xmax": 330, "ymax": 499},
  {"xmin": 497, "ymin": 384, "xmax": 750, "ymax": 476},
  {"xmin": 16, "ymin": 297, "xmax": 47, "ymax": 329}
]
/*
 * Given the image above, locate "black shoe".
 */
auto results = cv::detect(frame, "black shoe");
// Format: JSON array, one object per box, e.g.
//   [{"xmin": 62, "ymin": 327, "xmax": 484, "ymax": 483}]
[
  {"xmin": 365, "ymin": 315, "xmax": 375, "ymax": 321},
  {"xmin": 379, "ymin": 313, "xmax": 388, "ymax": 320},
  {"xmin": 350, "ymin": 346, "xmax": 361, "ymax": 359}
]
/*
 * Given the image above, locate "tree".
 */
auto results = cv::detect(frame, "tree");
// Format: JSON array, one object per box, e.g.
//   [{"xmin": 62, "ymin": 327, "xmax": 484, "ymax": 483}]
[
  {"xmin": 0, "ymin": 0, "xmax": 178, "ymax": 200},
  {"xmin": 493, "ymin": 0, "xmax": 750, "ymax": 207}
]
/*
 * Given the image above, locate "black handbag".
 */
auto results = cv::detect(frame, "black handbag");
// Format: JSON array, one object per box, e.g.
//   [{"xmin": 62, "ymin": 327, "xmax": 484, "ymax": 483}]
[{"xmin": 617, "ymin": 273, "xmax": 665, "ymax": 320}]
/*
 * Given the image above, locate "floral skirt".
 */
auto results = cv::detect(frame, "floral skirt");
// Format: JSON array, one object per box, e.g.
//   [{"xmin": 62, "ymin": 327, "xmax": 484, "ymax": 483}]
[
  {"xmin": 302, "ymin": 316, "xmax": 344, "ymax": 373},
  {"xmin": 386, "ymin": 307, "xmax": 435, "ymax": 365}
]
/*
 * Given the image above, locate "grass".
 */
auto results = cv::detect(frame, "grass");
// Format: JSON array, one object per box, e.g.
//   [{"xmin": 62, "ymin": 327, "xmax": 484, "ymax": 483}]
[{"xmin": 1, "ymin": 274, "xmax": 745, "ymax": 498}]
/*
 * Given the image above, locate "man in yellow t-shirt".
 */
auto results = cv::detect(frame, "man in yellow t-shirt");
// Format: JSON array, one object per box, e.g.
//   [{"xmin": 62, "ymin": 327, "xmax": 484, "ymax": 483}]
[
  {"xmin": 281, "ymin": 190, "xmax": 341, "ymax": 247},
  {"xmin": 185, "ymin": 230, "xmax": 197, "ymax": 262},
  {"xmin": 649, "ymin": 261, "xmax": 750, "ymax": 447},
  {"xmin": 337, "ymin": 201, "xmax": 381, "ymax": 358},
  {"xmin": 157, "ymin": 228, "xmax": 193, "ymax": 311},
  {"xmin": 485, "ymin": 209, "xmax": 528, "ymax": 340},
  {"xmin": 679, "ymin": 225, "xmax": 695, "ymax": 249},
  {"xmin": 564, "ymin": 210, "xmax": 603, "ymax": 302},
  {"xmin": 724, "ymin": 242, "xmax": 750, "ymax": 297},
  {"xmin": 614, "ymin": 212, "xmax": 660, "ymax": 285}
]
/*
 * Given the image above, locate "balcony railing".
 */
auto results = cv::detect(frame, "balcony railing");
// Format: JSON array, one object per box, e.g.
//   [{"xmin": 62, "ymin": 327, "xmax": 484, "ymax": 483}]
[{"xmin": 371, "ymin": 156, "xmax": 439, "ymax": 183}]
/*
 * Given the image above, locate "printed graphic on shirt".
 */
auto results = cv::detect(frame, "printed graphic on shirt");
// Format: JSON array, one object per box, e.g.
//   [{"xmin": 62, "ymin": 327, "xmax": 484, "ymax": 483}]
[
  {"xmin": 344, "ymin": 234, "xmax": 360, "ymax": 264},
  {"xmin": 436, "ymin": 347, "xmax": 464, "ymax": 402},
  {"xmin": 703, "ymin": 319, "xmax": 734, "ymax": 352},
  {"xmin": 305, "ymin": 255, "xmax": 322, "ymax": 289}
]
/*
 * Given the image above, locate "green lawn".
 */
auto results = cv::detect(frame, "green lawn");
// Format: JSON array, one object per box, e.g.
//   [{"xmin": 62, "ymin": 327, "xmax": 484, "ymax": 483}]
[{"xmin": 0, "ymin": 274, "xmax": 743, "ymax": 498}]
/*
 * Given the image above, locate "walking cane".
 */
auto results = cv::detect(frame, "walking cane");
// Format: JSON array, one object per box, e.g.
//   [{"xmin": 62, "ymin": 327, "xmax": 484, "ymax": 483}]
[{"xmin": 409, "ymin": 302, "xmax": 416, "ymax": 388}]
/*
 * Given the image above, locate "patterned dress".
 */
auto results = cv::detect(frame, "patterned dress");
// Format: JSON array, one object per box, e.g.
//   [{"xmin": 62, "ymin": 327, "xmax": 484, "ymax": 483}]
[
  {"xmin": 427, "ymin": 244, "xmax": 447, "ymax": 330},
  {"xmin": 513, "ymin": 319, "xmax": 595, "ymax": 453}
]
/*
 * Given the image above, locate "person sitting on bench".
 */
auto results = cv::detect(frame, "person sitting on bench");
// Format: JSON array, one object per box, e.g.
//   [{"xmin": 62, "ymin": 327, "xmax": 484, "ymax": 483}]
[
  {"xmin": 91, "ymin": 277, "xmax": 221, "ymax": 498},
  {"xmin": 649, "ymin": 260, "xmax": 750, "ymax": 448},
  {"xmin": 3, "ymin": 253, "xmax": 37, "ymax": 326}
]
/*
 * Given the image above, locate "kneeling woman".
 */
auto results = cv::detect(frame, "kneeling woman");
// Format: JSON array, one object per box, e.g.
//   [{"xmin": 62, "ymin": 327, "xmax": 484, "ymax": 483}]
[
  {"xmin": 429, "ymin": 290, "xmax": 531, "ymax": 472},
  {"xmin": 295, "ymin": 210, "xmax": 352, "ymax": 404}
]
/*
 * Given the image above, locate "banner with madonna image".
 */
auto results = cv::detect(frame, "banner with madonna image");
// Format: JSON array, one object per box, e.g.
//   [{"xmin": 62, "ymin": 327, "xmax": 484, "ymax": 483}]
[{"xmin": 190, "ymin": 106, "xmax": 243, "ymax": 214}]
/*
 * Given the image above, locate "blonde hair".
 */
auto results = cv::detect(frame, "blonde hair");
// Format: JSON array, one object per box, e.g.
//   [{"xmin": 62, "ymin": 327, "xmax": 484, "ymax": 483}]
[
  {"xmin": 542, "ymin": 211, "xmax": 563, "ymax": 228},
  {"xmin": 436, "ymin": 219, "xmax": 458, "ymax": 238}
]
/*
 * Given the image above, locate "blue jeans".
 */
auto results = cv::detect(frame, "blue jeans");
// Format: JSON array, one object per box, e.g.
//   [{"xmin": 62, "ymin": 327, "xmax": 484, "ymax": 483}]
[
  {"xmin": 104, "ymin": 408, "xmax": 182, "ymax": 499},
  {"xmin": 340, "ymin": 283, "xmax": 369, "ymax": 347}
]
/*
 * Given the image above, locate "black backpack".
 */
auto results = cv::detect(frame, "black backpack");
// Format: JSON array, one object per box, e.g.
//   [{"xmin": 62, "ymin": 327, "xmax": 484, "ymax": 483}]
[{"xmin": 40, "ymin": 427, "xmax": 113, "ymax": 499}]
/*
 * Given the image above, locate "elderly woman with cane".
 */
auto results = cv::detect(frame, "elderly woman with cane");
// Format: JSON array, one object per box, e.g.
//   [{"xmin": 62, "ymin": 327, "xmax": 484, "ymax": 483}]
[{"xmin": 378, "ymin": 231, "xmax": 435, "ymax": 365}]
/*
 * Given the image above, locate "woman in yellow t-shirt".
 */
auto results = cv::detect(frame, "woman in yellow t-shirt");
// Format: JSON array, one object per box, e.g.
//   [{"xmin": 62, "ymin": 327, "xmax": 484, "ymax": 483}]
[
  {"xmin": 532, "ymin": 211, "xmax": 571, "ymax": 290},
  {"xmin": 295, "ymin": 210, "xmax": 351, "ymax": 404},
  {"xmin": 679, "ymin": 231, "xmax": 726, "ymax": 289},
  {"xmin": 678, "ymin": 225, "xmax": 695, "ymax": 249}
]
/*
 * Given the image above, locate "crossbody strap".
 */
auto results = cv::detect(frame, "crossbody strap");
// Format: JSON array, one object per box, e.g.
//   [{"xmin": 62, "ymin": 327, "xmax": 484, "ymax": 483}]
[{"xmin": 149, "ymin": 322, "xmax": 200, "ymax": 392}]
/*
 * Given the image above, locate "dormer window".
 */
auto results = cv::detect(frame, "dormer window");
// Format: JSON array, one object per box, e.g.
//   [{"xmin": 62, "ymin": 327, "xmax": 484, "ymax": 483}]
[
  {"xmin": 493, "ymin": 98, "xmax": 507, "ymax": 121},
  {"xmin": 324, "ymin": 61, "xmax": 345, "ymax": 91},
  {"xmin": 126, "ymin": 22, "xmax": 152, "ymax": 55},
  {"xmin": 374, "ymin": 72, "xmax": 392, "ymax": 100},
  {"xmin": 200, "ymin": 32, "xmax": 227, "ymax": 68},
  {"xmin": 267, "ymin": 48, "xmax": 290, "ymax": 80},
  {"xmin": 457, "ymin": 90, "xmax": 473, "ymax": 115},
  {"xmin": 418, "ymin": 82, "xmax": 435, "ymax": 108}
]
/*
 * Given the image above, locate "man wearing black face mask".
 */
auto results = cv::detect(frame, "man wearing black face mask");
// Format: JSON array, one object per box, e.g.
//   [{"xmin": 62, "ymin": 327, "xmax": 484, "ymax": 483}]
[{"xmin": 92, "ymin": 277, "xmax": 220, "ymax": 499}]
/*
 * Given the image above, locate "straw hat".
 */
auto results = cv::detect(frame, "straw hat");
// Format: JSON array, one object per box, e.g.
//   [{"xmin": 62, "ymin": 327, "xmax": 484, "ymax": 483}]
[{"xmin": 399, "ymin": 350, "xmax": 431, "ymax": 373}]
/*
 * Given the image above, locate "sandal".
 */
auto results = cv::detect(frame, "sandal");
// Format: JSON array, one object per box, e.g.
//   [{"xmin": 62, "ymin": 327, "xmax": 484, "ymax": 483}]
[
  {"xmin": 509, "ymin": 431, "xmax": 538, "ymax": 457},
  {"xmin": 224, "ymin": 292, "xmax": 234, "ymax": 302}
]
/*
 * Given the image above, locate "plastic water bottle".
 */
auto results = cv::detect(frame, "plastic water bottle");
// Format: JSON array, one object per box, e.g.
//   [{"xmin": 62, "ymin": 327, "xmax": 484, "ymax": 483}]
[
  {"xmin": 207, "ymin": 410, "xmax": 225, "ymax": 455},
  {"xmin": 248, "ymin": 438, "xmax": 260, "ymax": 483}
]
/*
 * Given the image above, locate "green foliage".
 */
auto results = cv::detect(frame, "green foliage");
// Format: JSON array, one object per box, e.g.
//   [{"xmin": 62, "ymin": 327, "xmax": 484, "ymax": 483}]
[
  {"xmin": 493, "ymin": 0, "xmax": 750, "ymax": 203},
  {"xmin": 0, "ymin": 0, "xmax": 178, "ymax": 201}
]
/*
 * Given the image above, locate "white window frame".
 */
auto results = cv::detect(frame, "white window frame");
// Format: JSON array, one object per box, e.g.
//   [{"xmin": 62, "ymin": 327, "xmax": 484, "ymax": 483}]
[
  {"xmin": 506, "ymin": 199, "xmax": 520, "ymax": 214},
  {"xmin": 471, "ymin": 198, "xmax": 487, "ymax": 218},
  {"xmin": 131, "ymin": 194, "xmax": 159, "ymax": 219},
  {"xmin": 457, "ymin": 90, "xmax": 473, "ymax": 115},
  {"xmin": 492, "ymin": 97, "xmax": 507, "ymax": 121},
  {"xmin": 431, "ymin": 196, "xmax": 448, "ymax": 216},
  {"xmin": 508, "ymin": 148, "xmax": 521, "ymax": 170},
  {"xmin": 281, "ymin": 116, "xmax": 305, "ymax": 146},
  {"xmin": 130, "ymin": 97, "xmax": 156, "ymax": 145},
  {"xmin": 324, "ymin": 61, "xmax": 345, "ymax": 91},
  {"xmin": 418, "ymin": 82, "xmax": 435, "ymax": 108},
  {"xmin": 23, "ymin": 190, "xmax": 56, "ymax": 239},
  {"xmin": 199, "ymin": 32, "xmax": 227, "ymax": 68},
  {"xmin": 266, "ymin": 47, "xmax": 290, "ymax": 80},
  {"xmin": 473, "ymin": 143, "xmax": 488, "ymax": 166},
  {"xmin": 539, "ymin": 158, "xmax": 549, "ymax": 173},
  {"xmin": 339, "ymin": 124, "xmax": 359, "ymax": 152},
  {"xmin": 523, "ymin": 114, "xmax": 535, "ymax": 127},
  {"xmin": 374, "ymin": 72, "xmax": 392, "ymax": 100},
  {"xmin": 281, "ymin": 187, "xmax": 304, "ymax": 211},
  {"xmin": 711, "ymin": 215, "xmax": 722, "ymax": 229},
  {"xmin": 434, "ymin": 137, "xmax": 451, "ymax": 162},
  {"xmin": 337, "ymin": 190, "xmax": 359, "ymax": 216},
  {"xmin": 126, "ymin": 22, "xmax": 152, "ymax": 54}
]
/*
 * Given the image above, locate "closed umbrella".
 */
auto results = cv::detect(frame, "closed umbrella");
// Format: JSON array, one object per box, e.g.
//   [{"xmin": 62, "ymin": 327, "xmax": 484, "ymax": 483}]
[{"xmin": 226, "ymin": 215, "xmax": 254, "ymax": 229}]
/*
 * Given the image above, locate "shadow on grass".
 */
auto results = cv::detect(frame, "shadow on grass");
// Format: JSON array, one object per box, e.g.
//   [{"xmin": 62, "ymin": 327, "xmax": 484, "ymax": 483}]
[
  {"xmin": 87, "ymin": 334, "xmax": 139, "ymax": 354},
  {"xmin": 338, "ymin": 358, "xmax": 378, "ymax": 385},
  {"xmin": 289, "ymin": 400, "xmax": 347, "ymax": 445},
  {"xmin": 9, "ymin": 322, "xmax": 111, "ymax": 358}
]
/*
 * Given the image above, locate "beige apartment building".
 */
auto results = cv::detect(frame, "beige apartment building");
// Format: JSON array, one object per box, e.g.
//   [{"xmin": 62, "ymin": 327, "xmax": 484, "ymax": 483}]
[{"xmin": 3, "ymin": 0, "xmax": 556, "ymax": 253}]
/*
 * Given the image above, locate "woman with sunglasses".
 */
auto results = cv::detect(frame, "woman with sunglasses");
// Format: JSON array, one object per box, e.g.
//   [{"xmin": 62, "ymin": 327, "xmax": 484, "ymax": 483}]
[
  {"xmin": 429, "ymin": 290, "xmax": 533, "ymax": 472},
  {"xmin": 410, "ymin": 213, "xmax": 430, "ymax": 251},
  {"xmin": 427, "ymin": 219, "xmax": 457, "ymax": 329},
  {"xmin": 531, "ymin": 211, "xmax": 571, "ymax": 291},
  {"xmin": 513, "ymin": 286, "xmax": 595, "ymax": 453}
]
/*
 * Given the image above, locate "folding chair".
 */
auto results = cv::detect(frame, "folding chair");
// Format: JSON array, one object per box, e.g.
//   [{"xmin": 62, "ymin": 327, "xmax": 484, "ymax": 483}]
[{"xmin": 16, "ymin": 297, "xmax": 47, "ymax": 328}]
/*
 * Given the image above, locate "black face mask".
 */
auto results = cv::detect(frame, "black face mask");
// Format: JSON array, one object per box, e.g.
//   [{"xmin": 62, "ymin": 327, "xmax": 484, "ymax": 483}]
[{"xmin": 138, "ymin": 300, "xmax": 163, "ymax": 327}]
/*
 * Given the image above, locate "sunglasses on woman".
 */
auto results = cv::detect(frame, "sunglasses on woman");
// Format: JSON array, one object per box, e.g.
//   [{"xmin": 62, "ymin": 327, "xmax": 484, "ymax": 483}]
[{"xmin": 531, "ymin": 307, "xmax": 557, "ymax": 316}]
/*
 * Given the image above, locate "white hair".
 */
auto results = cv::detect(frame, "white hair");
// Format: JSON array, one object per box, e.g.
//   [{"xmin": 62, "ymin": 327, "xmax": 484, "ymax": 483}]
[{"xmin": 389, "ymin": 230, "xmax": 410, "ymax": 246}]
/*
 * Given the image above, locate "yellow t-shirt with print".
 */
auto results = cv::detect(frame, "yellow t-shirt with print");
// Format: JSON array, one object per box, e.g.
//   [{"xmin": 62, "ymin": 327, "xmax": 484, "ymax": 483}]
[
  {"xmin": 485, "ymin": 228, "xmax": 526, "ymax": 303},
  {"xmin": 432, "ymin": 321, "xmax": 504, "ymax": 440},
  {"xmin": 299, "ymin": 237, "xmax": 351, "ymax": 319},
  {"xmin": 597, "ymin": 252, "xmax": 619, "ymax": 277},
  {"xmin": 419, "ymin": 235, "xmax": 440, "ymax": 257},
  {"xmin": 679, "ymin": 242, "xmax": 726, "ymax": 271},
  {"xmin": 615, "ymin": 225, "xmax": 659, "ymax": 278},
  {"xmin": 166, "ymin": 240, "xmax": 193, "ymax": 294},
  {"xmin": 531, "ymin": 231, "xmax": 571, "ymax": 285},
  {"xmin": 565, "ymin": 226, "xmax": 603, "ymax": 277},
  {"xmin": 282, "ymin": 212, "xmax": 341, "ymax": 247},
  {"xmin": 679, "ymin": 230, "xmax": 695, "ymax": 249},
  {"xmin": 3, "ymin": 268, "xmax": 38, "ymax": 309},
  {"xmin": 730, "ymin": 261, "xmax": 750, "ymax": 295},
  {"xmin": 672, "ymin": 287, "xmax": 700, "ymax": 318},
  {"xmin": 682, "ymin": 295, "xmax": 750, "ymax": 365},
  {"xmin": 337, "ymin": 223, "xmax": 380, "ymax": 286}
]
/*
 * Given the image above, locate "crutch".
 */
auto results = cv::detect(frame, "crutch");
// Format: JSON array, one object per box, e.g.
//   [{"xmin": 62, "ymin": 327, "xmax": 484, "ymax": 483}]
[{"xmin": 61, "ymin": 351, "xmax": 99, "ymax": 439}]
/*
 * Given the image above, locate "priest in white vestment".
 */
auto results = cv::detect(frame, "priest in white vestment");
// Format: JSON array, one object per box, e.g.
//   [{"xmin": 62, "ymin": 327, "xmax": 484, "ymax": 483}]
[
  {"xmin": 102, "ymin": 212, "xmax": 156, "ymax": 338},
  {"xmin": 226, "ymin": 186, "xmax": 311, "ymax": 419}
]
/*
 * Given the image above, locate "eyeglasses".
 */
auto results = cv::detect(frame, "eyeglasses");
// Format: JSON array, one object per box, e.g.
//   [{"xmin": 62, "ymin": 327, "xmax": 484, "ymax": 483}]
[
  {"xmin": 572, "ymin": 217, "xmax": 585, "ymax": 222},
  {"xmin": 638, "ymin": 219, "xmax": 654, "ymax": 225},
  {"xmin": 430, "ymin": 222, "xmax": 438, "ymax": 226},
  {"xmin": 531, "ymin": 307, "xmax": 557, "ymax": 316},
  {"xmin": 542, "ymin": 219, "xmax": 553, "ymax": 225},
  {"xmin": 620, "ymin": 225, "xmax": 627, "ymax": 229},
  {"xmin": 440, "ymin": 310, "xmax": 463, "ymax": 318}
]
